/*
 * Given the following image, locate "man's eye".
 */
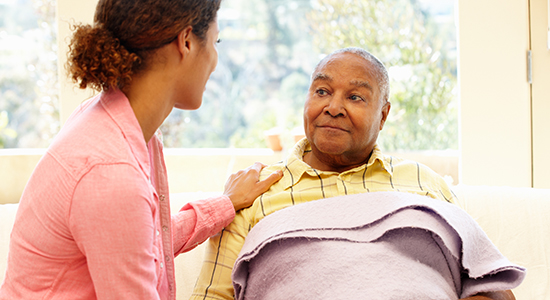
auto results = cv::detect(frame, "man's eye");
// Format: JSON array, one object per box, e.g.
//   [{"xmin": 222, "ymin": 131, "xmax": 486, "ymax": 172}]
[
  {"xmin": 316, "ymin": 89, "xmax": 328, "ymax": 96},
  {"xmin": 216, "ymin": 38, "xmax": 222, "ymax": 44},
  {"xmin": 350, "ymin": 95, "xmax": 364, "ymax": 101}
]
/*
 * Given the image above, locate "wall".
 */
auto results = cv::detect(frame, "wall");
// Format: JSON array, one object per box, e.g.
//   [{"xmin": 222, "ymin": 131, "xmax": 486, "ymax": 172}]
[
  {"xmin": 0, "ymin": 149, "xmax": 459, "ymax": 204},
  {"xmin": 0, "ymin": 148, "xmax": 283, "ymax": 204},
  {"xmin": 457, "ymin": 0, "xmax": 533, "ymax": 187},
  {"xmin": 56, "ymin": 0, "xmax": 98, "ymax": 125},
  {"xmin": 3, "ymin": 0, "xmax": 538, "ymax": 203},
  {"xmin": 0, "ymin": 150, "xmax": 43, "ymax": 204},
  {"xmin": 530, "ymin": 0, "xmax": 550, "ymax": 188}
]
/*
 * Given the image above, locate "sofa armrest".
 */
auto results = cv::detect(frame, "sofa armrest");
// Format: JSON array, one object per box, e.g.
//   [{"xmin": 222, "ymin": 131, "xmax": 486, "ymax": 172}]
[
  {"xmin": 170, "ymin": 192, "xmax": 223, "ymax": 300},
  {"xmin": 0, "ymin": 194, "xmax": 218, "ymax": 300},
  {"xmin": 3, "ymin": 188, "xmax": 549, "ymax": 300},
  {"xmin": 0, "ymin": 203, "xmax": 19, "ymax": 283},
  {"xmin": 452, "ymin": 184, "xmax": 550, "ymax": 300}
]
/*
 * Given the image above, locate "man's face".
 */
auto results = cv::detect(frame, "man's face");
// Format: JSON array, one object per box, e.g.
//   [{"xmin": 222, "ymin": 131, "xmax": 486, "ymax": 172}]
[{"xmin": 303, "ymin": 52, "xmax": 390, "ymax": 171}]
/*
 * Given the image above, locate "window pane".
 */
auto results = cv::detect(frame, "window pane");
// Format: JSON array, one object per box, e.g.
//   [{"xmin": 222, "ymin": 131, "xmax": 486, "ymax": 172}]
[
  {"xmin": 161, "ymin": 0, "xmax": 457, "ymax": 151},
  {"xmin": 161, "ymin": 0, "xmax": 315, "ymax": 149},
  {"xmin": 0, "ymin": 0, "xmax": 59, "ymax": 149}
]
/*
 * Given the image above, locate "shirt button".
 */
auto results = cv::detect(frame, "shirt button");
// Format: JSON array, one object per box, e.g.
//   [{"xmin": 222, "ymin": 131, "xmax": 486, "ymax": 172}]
[
  {"xmin": 159, "ymin": 195, "xmax": 165, "ymax": 201},
  {"xmin": 160, "ymin": 262, "xmax": 163, "ymax": 268},
  {"xmin": 165, "ymin": 255, "xmax": 171, "ymax": 262},
  {"xmin": 162, "ymin": 226, "xmax": 168, "ymax": 232},
  {"xmin": 156, "ymin": 230, "xmax": 160, "ymax": 236}
]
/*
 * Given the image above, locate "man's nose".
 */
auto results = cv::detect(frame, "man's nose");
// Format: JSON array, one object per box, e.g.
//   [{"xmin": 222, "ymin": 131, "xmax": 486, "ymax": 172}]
[{"xmin": 324, "ymin": 95, "xmax": 346, "ymax": 117}]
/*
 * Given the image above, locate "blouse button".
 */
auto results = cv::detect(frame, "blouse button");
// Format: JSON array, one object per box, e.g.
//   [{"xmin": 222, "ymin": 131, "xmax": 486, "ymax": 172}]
[
  {"xmin": 159, "ymin": 195, "xmax": 165, "ymax": 201},
  {"xmin": 162, "ymin": 226, "xmax": 168, "ymax": 232},
  {"xmin": 156, "ymin": 230, "xmax": 160, "ymax": 236},
  {"xmin": 160, "ymin": 262, "xmax": 163, "ymax": 269}
]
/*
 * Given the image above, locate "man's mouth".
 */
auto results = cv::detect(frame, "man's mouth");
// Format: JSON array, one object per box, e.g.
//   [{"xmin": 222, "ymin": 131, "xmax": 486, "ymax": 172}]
[{"xmin": 318, "ymin": 125, "xmax": 349, "ymax": 132}]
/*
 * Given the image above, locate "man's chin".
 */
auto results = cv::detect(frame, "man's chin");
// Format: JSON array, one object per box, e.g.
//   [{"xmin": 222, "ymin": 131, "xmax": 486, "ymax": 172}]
[{"xmin": 312, "ymin": 140, "xmax": 348, "ymax": 156}]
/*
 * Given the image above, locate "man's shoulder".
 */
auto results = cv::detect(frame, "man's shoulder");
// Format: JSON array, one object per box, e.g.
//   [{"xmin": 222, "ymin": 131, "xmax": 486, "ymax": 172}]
[
  {"xmin": 390, "ymin": 156, "xmax": 435, "ymax": 171},
  {"xmin": 379, "ymin": 153, "xmax": 455, "ymax": 202},
  {"xmin": 376, "ymin": 151, "xmax": 446, "ymax": 183},
  {"xmin": 260, "ymin": 160, "xmax": 287, "ymax": 176},
  {"xmin": 376, "ymin": 151, "xmax": 438, "ymax": 174}
]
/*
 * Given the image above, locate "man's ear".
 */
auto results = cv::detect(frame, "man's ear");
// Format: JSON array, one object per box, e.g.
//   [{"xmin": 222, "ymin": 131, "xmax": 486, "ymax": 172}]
[
  {"xmin": 379, "ymin": 101, "xmax": 391, "ymax": 130},
  {"xmin": 175, "ymin": 26, "xmax": 194, "ymax": 59}
]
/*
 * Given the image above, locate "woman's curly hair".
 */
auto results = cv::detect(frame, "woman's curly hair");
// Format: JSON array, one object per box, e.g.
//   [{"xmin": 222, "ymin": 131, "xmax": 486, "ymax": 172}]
[{"xmin": 67, "ymin": 0, "xmax": 222, "ymax": 92}]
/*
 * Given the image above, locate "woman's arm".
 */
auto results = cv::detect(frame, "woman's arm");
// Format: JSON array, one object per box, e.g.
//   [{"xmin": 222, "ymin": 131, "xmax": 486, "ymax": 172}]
[
  {"xmin": 70, "ymin": 164, "xmax": 160, "ymax": 300},
  {"xmin": 172, "ymin": 162, "xmax": 282, "ymax": 254},
  {"xmin": 172, "ymin": 195, "xmax": 234, "ymax": 254}
]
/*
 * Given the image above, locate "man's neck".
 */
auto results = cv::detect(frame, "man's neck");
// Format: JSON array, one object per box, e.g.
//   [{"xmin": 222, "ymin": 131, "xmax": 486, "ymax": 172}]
[{"xmin": 302, "ymin": 150, "xmax": 373, "ymax": 173}]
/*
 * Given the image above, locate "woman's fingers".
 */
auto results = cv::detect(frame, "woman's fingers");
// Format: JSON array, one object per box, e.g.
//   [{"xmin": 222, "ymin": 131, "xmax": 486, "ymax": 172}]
[
  {"xmin": 223, "ymin": 162, "xmax": 283, "ymax": 211},
  {"xmin": 256, "ymin": 169, "xmax": 283, "ymax": 193}
]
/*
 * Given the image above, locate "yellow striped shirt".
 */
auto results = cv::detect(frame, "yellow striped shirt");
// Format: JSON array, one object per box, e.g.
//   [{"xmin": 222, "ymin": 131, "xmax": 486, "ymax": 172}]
[{"xmin": 190, "ymin": 139, "xmax": 456, "ymax": 299}]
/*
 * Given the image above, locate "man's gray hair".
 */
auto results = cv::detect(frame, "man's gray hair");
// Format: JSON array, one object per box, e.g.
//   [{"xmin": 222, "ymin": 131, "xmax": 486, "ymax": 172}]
[{"xmin": 314, "ymin": 47, "xmax": 390, "ymax": 103}]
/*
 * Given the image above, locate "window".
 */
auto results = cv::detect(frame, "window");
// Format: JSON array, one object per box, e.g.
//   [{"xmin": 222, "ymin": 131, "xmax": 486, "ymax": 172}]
[
  {"xmin": 0, "ymin": 0, "xmax": 59, "ymax": 148},
  {"xmin": 161, "ymin": 0, "xmax": 315, "ymax": 148},
  {"xmin": 1, "ymin": 0, "xmax": 457, "ymax": 151},
  {"xmin": 161, "ymin": 0, "xmax": 458, "ymax": 151},
  {"xmin": 0, "ymin": 0, "xmax": 459, "ymax": 201}
]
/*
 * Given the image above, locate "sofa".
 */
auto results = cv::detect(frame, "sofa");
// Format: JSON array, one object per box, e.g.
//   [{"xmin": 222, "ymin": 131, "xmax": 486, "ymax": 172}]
[{"xmin": 1, "ymin": 185, "xmax": 549, "ymax": 299}]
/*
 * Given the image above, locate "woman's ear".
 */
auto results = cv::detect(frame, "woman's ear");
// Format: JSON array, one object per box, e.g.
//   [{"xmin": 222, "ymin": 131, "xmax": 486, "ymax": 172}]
[{"xmin": 175, "ymin": 26, "xmax": 194, "ymax": 59}]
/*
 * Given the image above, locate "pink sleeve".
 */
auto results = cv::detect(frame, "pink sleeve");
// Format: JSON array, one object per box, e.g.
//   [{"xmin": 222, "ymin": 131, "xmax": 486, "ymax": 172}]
[
  {"xmin": 69, "ymin": 164, "xmax": 160, "ymax": 300},
  {"xmin": 172, "ymin": 195, "xmax": 235, "ymax": 255}
]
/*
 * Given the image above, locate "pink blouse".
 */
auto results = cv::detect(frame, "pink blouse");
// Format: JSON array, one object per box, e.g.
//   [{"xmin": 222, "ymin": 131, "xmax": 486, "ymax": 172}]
[{"xmin": 0, "ymin": 90, "xmax": 235, "ymax": 299}]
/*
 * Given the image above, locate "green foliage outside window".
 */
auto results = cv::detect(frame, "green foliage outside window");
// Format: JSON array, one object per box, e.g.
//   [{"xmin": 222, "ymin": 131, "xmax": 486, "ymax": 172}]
[
  {"xmin": 0, "ymin": 0, "xmax": 59, "ymax": 148},
  {"xmin": 161, "ymin": 0, "xmax": 316, "ymax": 149},
  {"xmin": 162, "ymin": 0, "xmax": 458, "ymax": 150},
  {"xmin": 307, "ymin": 0, "xmax": 458, "ymax": 150},
  {"xmin": 1, "ymin": 0, "xmax": 456, "ymax": 151}
]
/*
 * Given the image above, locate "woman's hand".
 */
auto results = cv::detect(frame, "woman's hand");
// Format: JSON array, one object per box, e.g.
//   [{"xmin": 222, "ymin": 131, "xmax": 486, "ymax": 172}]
[
  {"xmin": 223, "ymin": 162, "xmax": 283, "ymax": 211},
  {"xmin": 461, "ymin": 290, "xmax": 515, "ymax": 300}
]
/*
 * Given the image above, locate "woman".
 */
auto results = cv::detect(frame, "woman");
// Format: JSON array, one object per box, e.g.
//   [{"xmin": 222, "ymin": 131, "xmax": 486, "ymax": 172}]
[{"xmin": 0, "ymin": 0, "xmax": 281, "ymax": 299}]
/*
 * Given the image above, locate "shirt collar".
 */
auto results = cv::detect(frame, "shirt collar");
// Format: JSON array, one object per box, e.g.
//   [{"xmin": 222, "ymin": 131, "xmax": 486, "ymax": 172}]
[
  {"xmin": 99, "ymin": 89, "xmax": 152, "ymax": 180},
  {"xmin": 280, "ymin": 138, "xmax": 393, "ymax": 189},
  {"xmin": 368, "ymin": 144, "xmax": 394, "ymax": 175}
]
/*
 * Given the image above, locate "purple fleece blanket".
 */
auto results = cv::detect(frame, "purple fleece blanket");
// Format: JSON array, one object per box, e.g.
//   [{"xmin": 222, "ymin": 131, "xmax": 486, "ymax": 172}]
[{"xmin": 232, "ymin": 192, "xmax": 526, "ymax": 300}]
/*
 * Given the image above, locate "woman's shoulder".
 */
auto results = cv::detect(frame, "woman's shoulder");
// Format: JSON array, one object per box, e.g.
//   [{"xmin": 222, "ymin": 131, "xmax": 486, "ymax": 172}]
[{"xmin": 47, "ymin": 105, "xmax": 139, "ymax": 180}]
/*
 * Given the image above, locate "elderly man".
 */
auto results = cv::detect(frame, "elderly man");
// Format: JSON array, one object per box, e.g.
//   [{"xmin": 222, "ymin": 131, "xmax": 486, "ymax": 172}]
[{"xmin": 190, "ymin": 48, "xmax": 515, "ymax": 300}]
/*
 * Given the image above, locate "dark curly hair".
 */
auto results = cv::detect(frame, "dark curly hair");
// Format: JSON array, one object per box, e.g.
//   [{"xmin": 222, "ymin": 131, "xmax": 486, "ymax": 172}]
[{"xmin": 67, "ymin": 0, "xmax": 222, "ymax": 92}]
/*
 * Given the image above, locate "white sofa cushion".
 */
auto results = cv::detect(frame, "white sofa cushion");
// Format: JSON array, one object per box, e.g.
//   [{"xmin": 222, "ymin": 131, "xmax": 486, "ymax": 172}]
[
  {"xmin": 453, "ymin": 184, "xmax": 550, "ymax": 299},
  {"xmin": 0, "ymin": 203, "xmax": 18, "ymax": 283},
  {"xmin": 1, "ymin": 187, "xmax": 549, "ymax": 300}
]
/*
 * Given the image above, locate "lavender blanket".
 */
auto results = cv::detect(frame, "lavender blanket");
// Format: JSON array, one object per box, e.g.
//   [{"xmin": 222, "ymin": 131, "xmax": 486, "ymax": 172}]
[{"xmin": 232, "ymin": 192, "xmax": 526, "ymax": 300}]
